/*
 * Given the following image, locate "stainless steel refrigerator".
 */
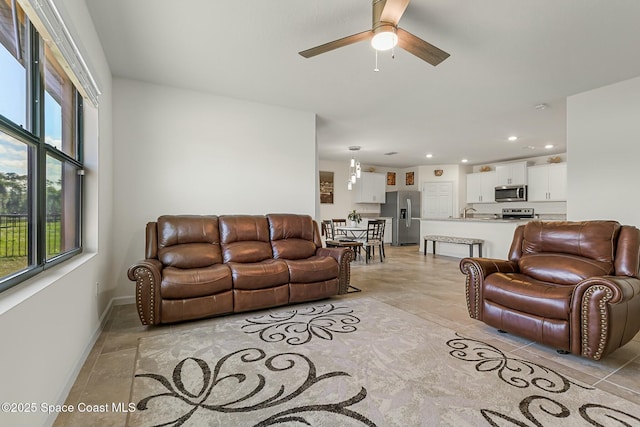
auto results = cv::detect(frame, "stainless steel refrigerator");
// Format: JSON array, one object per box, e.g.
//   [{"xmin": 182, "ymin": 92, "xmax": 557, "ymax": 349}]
[{"xmin": 380, "ymin": 191, "xmax": 421, "ymax": 246}]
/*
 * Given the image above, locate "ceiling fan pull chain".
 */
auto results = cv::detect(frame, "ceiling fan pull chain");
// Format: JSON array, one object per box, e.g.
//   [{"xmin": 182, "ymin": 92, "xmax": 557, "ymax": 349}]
[
  {"xmin": 374, "ymin": 49, "xmax": 380, "ymax": 72},
  {"xmin": 391, "ymin": 27, "xmax": 396, "ymax": 59}
]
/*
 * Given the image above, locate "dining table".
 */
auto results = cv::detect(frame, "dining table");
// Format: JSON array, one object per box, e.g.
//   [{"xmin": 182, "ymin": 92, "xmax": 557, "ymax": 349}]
[{"xmin": 335, "ymin": 225, "xmax": 368, "ymax": 240}]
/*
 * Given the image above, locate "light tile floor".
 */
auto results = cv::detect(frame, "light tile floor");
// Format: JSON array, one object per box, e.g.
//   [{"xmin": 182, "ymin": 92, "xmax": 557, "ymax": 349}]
[{"xmin": 54, "ymin": 245, "xmax": 640, "ymax": 426}]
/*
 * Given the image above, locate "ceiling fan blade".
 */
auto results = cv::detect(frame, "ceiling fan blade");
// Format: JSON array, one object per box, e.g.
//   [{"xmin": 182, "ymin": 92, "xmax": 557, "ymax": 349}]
[
  {"xmin": 299, "ymin": 30, "xmax": 373, "ymax": 58},
  {"xmin": 379, "ymin": 0, "xmax": 411, "ymax": 25},
  {"xmin": 396, "ymin": 27, "xmax": 450, "ymax": 66}
]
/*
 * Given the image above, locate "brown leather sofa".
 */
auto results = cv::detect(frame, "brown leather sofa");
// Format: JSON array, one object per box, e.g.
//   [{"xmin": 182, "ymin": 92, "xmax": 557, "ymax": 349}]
[
  {"xmin": 460, "ymin": 220, "xmax": 640, "ymax": 360},
  {"xmin": 127, "ymin": 214, "xmax": 353, "ymax": 325}
]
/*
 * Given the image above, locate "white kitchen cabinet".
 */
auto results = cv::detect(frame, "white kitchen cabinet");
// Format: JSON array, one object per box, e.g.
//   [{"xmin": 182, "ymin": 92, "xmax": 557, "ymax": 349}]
[
  {"xmin": 527, "ymin": 163, "xmax": 567, "ymax": 201},
  {"xmin": 496, "ymin": 161, "xmax": 527, "ymax": 186},
  {"xmin": 354, "ymin": 172, "xmax": 386, "ymax": 203},
  {"xmin": 466, "ymin": 171, "xmax": 496, "ymax": 203}
]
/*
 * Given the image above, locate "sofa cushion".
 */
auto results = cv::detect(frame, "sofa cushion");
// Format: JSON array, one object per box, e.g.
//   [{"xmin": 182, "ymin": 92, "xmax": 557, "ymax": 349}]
[
  {"xmin": 228, "ymin": 259, "xmax": 290, "ymax": 290},
  {"xmin": 483, "ymin": 273, "xmax": 573, "ymax": 320},
  {"xmin": 519, "ymin": 253, "xmax": 614, "ymax": 285},
  {"xmin": 286, "ymin": 256, "xmax": 339, "ymax": 283},
  {"xmin": 221, "ymin": 240, "xmax": 274, "ymax": 264},
  {"xmin": 272, "ymin": 239, "xmax": 318, "ymax": 260},
  {"xmin": 267, "ymin": 214, "xmax": 320, "ymax": 260},
  {"xmin": 159, "ymin": 243, "xmax": 221, "ymax": 269},
  {"xmin": 219, "ymin": 215, "xmax": 273, "ymax": 263},
  {"xmin": 522, "ymin": 220, "xmax": 620, "ymax": 263},
  {"xmin": 157, "ymin": 215, "xmax": 222, "ymax": 268},
  {"xmin": 161, "ymin": 264, "xmax": 232, "ymax": 299},
  {"xmin": 158, "ymin": 215, "xmax": 220, "ymax": 246}
]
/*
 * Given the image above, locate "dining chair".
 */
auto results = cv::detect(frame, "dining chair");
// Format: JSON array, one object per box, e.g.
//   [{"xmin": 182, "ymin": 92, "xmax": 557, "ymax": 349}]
[
  {"xmin": 360, "ymin": 220, "xmax": 384, "ymax": 263},
  {"xmin": 378, "ymin": 219, "xmax": 386, "ymax": 259},
  {"xmin": 332, "ymin": 218, "xmax": 347, "ymax": 236},
  {"xmin": 322, "ymin": 220, "xmax": 363, "ymax": 259}
]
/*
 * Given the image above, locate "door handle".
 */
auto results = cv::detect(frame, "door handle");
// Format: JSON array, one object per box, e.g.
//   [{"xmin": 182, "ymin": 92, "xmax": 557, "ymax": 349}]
[{"xmin": 406, "ymin": 199, "xmax": 411, "ymax": 227}]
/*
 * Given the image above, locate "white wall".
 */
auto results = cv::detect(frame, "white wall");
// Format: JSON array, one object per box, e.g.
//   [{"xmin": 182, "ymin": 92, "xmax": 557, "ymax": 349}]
[
  {"xmin": 112, "ymin": 79, "xmax": 317, "ymax": 298},
  {"xmin": 567, "ymin": 76, "xmax": 640, "ymax": 226},
  {"xmin": 318, "ymin": 159, "xmax": 354, "ymax": 220},
  {"xmin": 0, "ymin": 1, "xmax": 114, "ymax": 426}
]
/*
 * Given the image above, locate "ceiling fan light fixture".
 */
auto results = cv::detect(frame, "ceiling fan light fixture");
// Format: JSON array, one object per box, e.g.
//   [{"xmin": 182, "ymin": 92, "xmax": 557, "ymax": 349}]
[{"xmin": 371, "ymin": 25, "xmax": 398, "ymax": 51}]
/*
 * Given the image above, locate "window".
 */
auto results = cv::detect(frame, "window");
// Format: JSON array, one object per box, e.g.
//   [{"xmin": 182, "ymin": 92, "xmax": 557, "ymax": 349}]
[
  {"xmin": 0, "ymin": 0, "xmax": 83, "ymax": 291},
  {"xmin": 0, "ymin": 1, "xmax": 27, "ymax": 128}
]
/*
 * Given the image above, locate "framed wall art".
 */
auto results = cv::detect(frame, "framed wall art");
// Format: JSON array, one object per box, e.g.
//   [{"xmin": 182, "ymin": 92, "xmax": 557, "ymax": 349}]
[
  {"xmin": 387, "ymin": 172, "xmax": 396, "ymax": 186},
  {"xmin": 319, "ymin": 171, "xmax": 334, "ymax": 204},
  {"xmin": 406, "ymin": 171, "xmax": 415, "ymax": 186}
]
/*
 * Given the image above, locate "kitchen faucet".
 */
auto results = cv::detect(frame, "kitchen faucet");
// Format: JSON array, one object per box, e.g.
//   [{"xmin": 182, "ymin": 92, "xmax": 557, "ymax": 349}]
[{"xmin": 462, "ymin": 207, "xmax": 477, "ymax": 219}]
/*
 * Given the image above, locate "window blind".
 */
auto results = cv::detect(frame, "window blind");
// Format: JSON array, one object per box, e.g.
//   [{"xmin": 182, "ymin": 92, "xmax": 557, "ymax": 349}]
[{"xmin": 19, "ymin": 0, "xmax": 101, "ymax": 107}]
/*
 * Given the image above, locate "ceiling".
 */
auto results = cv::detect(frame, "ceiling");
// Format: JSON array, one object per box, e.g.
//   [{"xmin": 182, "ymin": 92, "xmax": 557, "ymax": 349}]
[{"xmin": 84, "ymin": 0, "xmax": 640, "ymax": 168}]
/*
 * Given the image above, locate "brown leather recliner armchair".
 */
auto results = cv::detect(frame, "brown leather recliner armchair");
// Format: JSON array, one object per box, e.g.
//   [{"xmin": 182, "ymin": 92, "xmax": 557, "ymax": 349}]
[{"xmin": 460, "ymin": 220, "xmax": 640, "ymax": 360}]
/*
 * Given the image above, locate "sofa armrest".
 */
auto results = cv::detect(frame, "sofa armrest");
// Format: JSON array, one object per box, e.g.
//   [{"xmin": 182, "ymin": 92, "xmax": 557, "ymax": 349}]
[
  {"xmin": 317, "ymin": 247, "xmax": 353, "ymax": 294},
  {"xmin": 459, "ymin": 258, "xmax": 519, "ymax": 320},
  {"xmin": 127, "ymin": 259, "xmax": 163, "ymax": 326},
  {"xmin": 571, "ymin": 276, "xmax": 640, "ymax": 360}
]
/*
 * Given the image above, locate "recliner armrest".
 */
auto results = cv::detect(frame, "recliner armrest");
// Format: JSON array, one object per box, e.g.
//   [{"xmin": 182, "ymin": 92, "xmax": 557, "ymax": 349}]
[
  {"xmin": 459, "ymin": 258, "xmax": 519, "ymax": 320},
  {"xmin": 127, "ymin": 259, "xmax": 163, "ymax": 325},
  {"xmin": 317, "ymin": 247, "xmax": 353, "ymax": 294},
  {"xmin": 575, "ymin": 275, "xmax": 640, "ymax": 304},
  {"xmin": 571, "ymin": 275, "xmax": 640, "ymax": 360},
  {"xmin": 459, "ymin": 257, "xmax": 519, "ymax": 279}
]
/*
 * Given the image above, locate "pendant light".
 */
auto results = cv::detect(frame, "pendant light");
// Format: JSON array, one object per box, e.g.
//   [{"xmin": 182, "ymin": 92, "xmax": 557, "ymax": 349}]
[{"xmin": 347, "ymin": 146, "xmax": 361, "ymax": 190}]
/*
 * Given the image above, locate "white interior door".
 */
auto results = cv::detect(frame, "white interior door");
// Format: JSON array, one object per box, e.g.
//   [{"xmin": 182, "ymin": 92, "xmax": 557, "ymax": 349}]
[{"xmin": 422, "ymin": 182, "xmax": 454, "ymax": 219}]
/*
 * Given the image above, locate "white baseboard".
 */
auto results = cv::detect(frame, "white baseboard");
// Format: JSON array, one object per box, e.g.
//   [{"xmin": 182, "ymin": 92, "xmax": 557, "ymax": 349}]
[{"xmin": 112, "ymin": 295, "xmax": 135, "ymax": 306}]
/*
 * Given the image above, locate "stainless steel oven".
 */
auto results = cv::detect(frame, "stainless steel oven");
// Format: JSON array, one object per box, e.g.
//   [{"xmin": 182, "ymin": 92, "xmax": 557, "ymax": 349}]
[
  {"xmin": 495, "ymin": 185, "xmax": 527, "ymax": 202},
  {"xmin": 501, "ymin": 208, "xmax": 534, "ymax": 220}
]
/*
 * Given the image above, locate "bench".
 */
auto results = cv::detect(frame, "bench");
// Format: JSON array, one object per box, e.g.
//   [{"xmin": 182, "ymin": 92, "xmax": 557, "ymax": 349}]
[{"xmin": 423, "ymin": 235, "xmax": 484, "ymax": 257}]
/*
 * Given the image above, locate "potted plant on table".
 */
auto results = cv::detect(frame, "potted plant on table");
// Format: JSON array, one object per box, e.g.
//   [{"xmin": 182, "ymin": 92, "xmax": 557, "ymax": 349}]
[{"xmin": 347, "ymin": 210, "xmax": 362, "ymax": 227}]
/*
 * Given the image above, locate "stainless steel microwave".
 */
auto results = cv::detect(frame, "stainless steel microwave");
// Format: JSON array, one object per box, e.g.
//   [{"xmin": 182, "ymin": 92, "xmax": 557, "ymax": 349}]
[{"xmin": 495, "ymin": 185, "xmax": 527, "ymax": 202}]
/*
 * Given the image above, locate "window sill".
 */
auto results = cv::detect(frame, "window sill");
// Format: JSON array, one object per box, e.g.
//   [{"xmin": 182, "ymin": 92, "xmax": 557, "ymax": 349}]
[{"xmin": 0, "ymin": 252, "xmax": 97, "ymax": 316}]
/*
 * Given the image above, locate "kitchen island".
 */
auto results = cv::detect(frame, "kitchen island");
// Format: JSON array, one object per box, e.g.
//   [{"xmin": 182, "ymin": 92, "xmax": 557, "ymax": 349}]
[{"xmin": 420, "ymin": 218, "xmax": 528, "ymax": 259}]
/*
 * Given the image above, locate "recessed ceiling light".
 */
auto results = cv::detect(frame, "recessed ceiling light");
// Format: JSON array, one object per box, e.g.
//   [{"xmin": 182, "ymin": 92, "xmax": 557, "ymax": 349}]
[
  {"xmin": 425, "ymin": 153, "xmax": 433, "ymax": 158},
  {"xmin": 461, "ymin": 158, "xmax": 468, "ymax": 163},
  {"xmin": 544, "ymin": 144, "xmax": 554, "ymax": 149},
  {"xmin": 535, "ymin": 103, "xmax": 548, "ymax": 110},
  {"xmin": 508, "ymin": 136, "xmax": 518, "ymax": 142}
]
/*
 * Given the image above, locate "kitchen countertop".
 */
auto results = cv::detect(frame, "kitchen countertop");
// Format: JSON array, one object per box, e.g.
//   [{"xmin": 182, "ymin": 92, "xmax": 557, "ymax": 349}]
[
  {"xmin": 421, "ymin": 217, "xmax": 529, "ymax": 223},
  {"xmin": 422, "ymin": 215, "xmax": 567, "ymax": 223}
]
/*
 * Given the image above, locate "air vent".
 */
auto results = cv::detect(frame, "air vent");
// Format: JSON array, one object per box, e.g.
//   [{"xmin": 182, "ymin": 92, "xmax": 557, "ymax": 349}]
[{"xmin": 384, "ymin": 151, "xmax": 398, "ymax": 155}]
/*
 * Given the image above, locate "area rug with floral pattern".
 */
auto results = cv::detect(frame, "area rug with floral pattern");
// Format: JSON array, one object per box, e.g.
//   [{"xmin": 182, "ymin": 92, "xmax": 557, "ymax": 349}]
[{"xmin": 128, "ymin": 297, "xmax": 640, "ymax": 426}]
